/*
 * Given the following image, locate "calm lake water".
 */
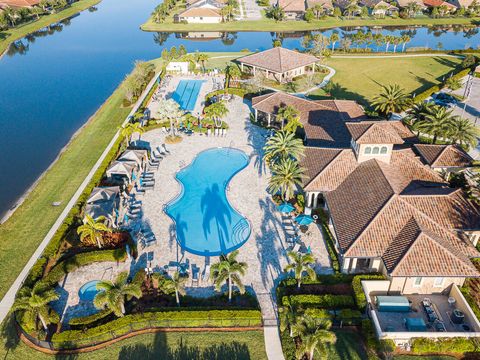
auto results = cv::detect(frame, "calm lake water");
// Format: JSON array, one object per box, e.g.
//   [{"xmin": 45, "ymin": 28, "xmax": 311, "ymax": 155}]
[{"xmin": 0, "ymin": 0, "xmax": 479, "ymax": 218}]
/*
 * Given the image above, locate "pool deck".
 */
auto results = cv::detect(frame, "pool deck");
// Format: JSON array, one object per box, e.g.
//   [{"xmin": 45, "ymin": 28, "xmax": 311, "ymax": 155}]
[{"xmin": 55, "ymin": 97, "xmax": 332, "ymax": 328}]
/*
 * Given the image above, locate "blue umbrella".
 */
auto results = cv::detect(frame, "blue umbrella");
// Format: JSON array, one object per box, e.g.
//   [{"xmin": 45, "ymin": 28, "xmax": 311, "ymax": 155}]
[
  {"xmin": 277, "ymin": 203, "xmax": 295, "ymax": 213},
  {"xmin": 295, "ymin": 214, "xmax": 314, "ymax": 226}
]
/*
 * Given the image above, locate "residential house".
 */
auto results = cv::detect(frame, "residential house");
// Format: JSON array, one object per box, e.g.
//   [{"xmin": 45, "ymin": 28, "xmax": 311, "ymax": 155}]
[
  {"xmin": 423, "ymin": 0, "xmax": 458, "ymax": 13},
  {"xmin": 251, "ymin": 92, "xmax": 480, "ymax": 297},
  {"xmin": 277, "ymin": 0, "xmax": 306, "ymax": 19},
  {"xmin": 0, "ymin": 0, "xmax": 40, "ymax": 8},
  {"xmin": 176, "ymin": 7, "xmax": 222, "ymax": 23},
  {"xmin": 361, "ymin": 0, "xmax": 399, "ymax": 15},
  {"xmin": 414, "ymin": 144, "xmax": 472, "ymax": 175},
  {"xmin": 306, "ymin": 0, "xmax": 335, "ymax": 14},
  {"xmin": 396, "ymin": 0, "xmax": 427, "ymax": 13},
  {"xmin": 237, "ymin": 47, "xmax": 320, "ymax": 83},
  {"xmin": 186, "ymin": 0, "xmax": 226, "ymax": 8},
  {"xmin": 446, "ymin": 0, "xmax": 475, "ymax": 8}
]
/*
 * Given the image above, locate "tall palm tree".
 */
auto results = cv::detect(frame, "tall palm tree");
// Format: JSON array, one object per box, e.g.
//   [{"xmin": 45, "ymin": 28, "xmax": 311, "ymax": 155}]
[
  {"xmin": 225, "ymin": 64, "xmax": 242, "ymax": 86},
  {"xmin": 268, "ymin": 158, "xmax": 305, "ymax": 201},
  {"xmin": 329, "ymin": 32, "xmax": 340, "ymax": 52},
  {"xmin": 448, "ymin": 117, "xmax": 480, "ymax": 150},
  {"xmin": 284, "ymin": 251, "xmax": 316, "ymax": 288},
  {"xmin": 277, "ymin": 105, "xmax": 300, "ymax": 130},
  {"xmin": 160, "ymin": 271, "xmax": 188, "ymax": 306},
  {"xmin": 401, "ymin": 34, "xmax": 411, "ymax": 52},
  {"xmin": 404, "ymin": 101, "xmax": 435, "ymax": 128},
  {"xmin": 120, "ymin": 122, "xmax": 145, "ymax": 146},
  {"xmin": 445, "ymin": 77, "xmax": 462, "ymax": 91},
  {"xmin": 210, "ymin": 250, "xmax": 248, "ymax": 302},
  {"xmin": 93, "ymin": 271, "xmax": 142, "ymax": 317},
  {"xmin": 295, "ymin": 316, "xmax": 337, "ymax": 360},
  {"xmin": 414, "ymin": 105, "xmax": 456, "ymax": 144},
  {"xmin": 263, "ymin": 131, "xmax": 305, "ymax": 165},
  {"xmin": 279, "ymin": 303, "xmax": 304, "ymax": 337},
  {"xmin": 204, "ymin": 101, "xmax": 229, "ymax": 123},
  {"xmin": 12, "ymin": 283, "xmax": 59, "ymax": 331},
  {"xmin": 155, "ymin": 98, "xmax": 184, "ymax": 136},
  {"xmin": 77, "ymin": 215, "xmax": 112, "ymax": 249},
  {"xmin": 372, "ymin": 84, "xmax": 411, "ymax": 116},
  {"xmin": 195, "ymin": 52, "xmax": 209, "ymax": 72}
]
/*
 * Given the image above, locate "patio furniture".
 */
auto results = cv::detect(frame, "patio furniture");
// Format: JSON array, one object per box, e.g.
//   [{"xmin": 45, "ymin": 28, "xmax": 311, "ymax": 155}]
[
  {"xmin": 405, "ymin": 317, "xmax": 427, "ymax": 332},
  {"xmin": 451, "ymin": 309, "xmax": 465, "ymax": 324},
  {"xmin": 191, "ymin": 264, "xmax": 200, "ymax": 287},
  {"xmin": 202, "ymin": 264, "xmax": 211, "ymax": 281},
  {"xmin": 277, "ymin": 203, "xmax": 295, "ymax": 213},
  {"xmin": 376, "ymin": 296, "xmax": 410, "ymax": 312},
  {"xmin": 290, "ymin": 243, "xmax": 301, "ymax": 252}
]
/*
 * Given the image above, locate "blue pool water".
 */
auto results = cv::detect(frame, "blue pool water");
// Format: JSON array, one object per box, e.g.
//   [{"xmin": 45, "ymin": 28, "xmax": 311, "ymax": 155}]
[
  {"xmin": 78, "ymin": 280, "xmax": 101, "ymax": 302},
  {"xmin": 165, "ymin": 148, "xmax": 251, "ymax": 256},
  {"xmin": 172, "ymin": 80, "xmax": 205, "ymax": 111}
]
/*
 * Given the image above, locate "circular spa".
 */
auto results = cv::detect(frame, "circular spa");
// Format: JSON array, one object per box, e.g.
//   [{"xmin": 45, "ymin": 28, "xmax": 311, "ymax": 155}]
[
  {"xmin": 78, "ymin": 280, "xmax": 101, "ymax": 302},
  {"xmin": 165, "ymin": 148, "xmax": 251, "ymax": 256}
]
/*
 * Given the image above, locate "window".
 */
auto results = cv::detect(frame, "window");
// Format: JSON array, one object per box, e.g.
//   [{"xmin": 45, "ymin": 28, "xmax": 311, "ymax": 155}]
[
  {"xmin": 434, "ymin": 277, "xmax": 444, "ymax": 288},
  {"xmin": 380, "ymin": 146, "xmax": 388, "ymax": 154},
  {"xmin": 413, "ymin": 277, "xmax": 423, "ymax": 287},
  {"xmin": 372, "ymin": 147, "xmax": 379, "ymax": 154},
  {"xmin": 364, "ymin": 146, "xmax": 372, "ymax": 154}
]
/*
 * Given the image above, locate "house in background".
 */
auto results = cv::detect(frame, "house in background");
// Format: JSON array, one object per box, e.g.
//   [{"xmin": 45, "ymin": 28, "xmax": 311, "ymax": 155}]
[
  {"xmin": 362, "ymin": 0, "xmax": 399, "ymax": 16},
  {"xmin": 306, "ymin": 0, "xmax": 335, "ymax": 14},
  {"xmin": 237, "ymin": 47, "xmax": 320, "ymax": 83},
  {"xmin": 176, "ymin": 7, "xmax": 222, "ymax": 23},
  {"xmin": 396, "ymin": 0, "xmax": 427, "ymax": 14},
  {"xmin": 277, "ymin": 0, "xmax": 306, "ymax": 19},
  {"xmin": 0, "ymin": 0, "xmax": 40, "ymax": 8},
  {"xmin": 423, "ymin": 0, "xmax": 458, "ymax": 13}
]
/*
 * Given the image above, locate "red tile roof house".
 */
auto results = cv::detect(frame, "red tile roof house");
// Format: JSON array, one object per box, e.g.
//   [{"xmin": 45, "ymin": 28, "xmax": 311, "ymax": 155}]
[
  {"xmin": 277, "ymin": 0, "xmax": 307, "ymax": 19},
  {"xmin": 423, "ymin": 0, "xmax": 457, "ymax": 13},
  {"xmin": 0, "ymin": 0, "xmax": 40, "ymax": 8},
  {"xmin": 237, "ymin": 47, "xmax": 321, "ymax": 84},
  {"xmin": 252, "ymin": 91, "xmax": 480, "ymax": 343}
]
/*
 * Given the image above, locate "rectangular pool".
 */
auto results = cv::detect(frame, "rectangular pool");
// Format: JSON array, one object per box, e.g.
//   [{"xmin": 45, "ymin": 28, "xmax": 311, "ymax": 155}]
[{"xmin": 172, "ymin": 79, "xmax": 205, "ymax": 111}]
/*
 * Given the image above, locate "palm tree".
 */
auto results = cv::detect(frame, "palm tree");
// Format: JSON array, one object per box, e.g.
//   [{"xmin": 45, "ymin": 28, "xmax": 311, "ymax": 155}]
[
  {"xmin": 120, "ymin": 122, "xmax": 145, "ymax": 146},
  {"xmin": 77, "ymin": 215, "xmax": 112, "ymax": 249},
  {"xmin": 448, "ymin": 117, "xmax": 480, "ymax": 150},
  {"xmin": 445, "ymin": 77, "xmax": 462, "ymax": 91},
  {"xmin": 404, "ymin": 101, "xmax": 435, "ymax": 128},
  {"xmin": 225, "ymin": 64, "xmax": 242, "ymax": 86},
  {"xmin": 295, "ymin": 316, "xmax": 337, "ymax": 360},
  {"xmin": 12, "ymin": 283, "xmax": 59, "ymax": 331},
  {"xmin": 372, "ymin": 84, "xmax": 411, "ymax": 116},
  {"xmin": 401, "ymin": 34, "xmax": 411, "ymax": 52},
  {"xmin": 277, "ymin": 105, "xmax": 300, "ymax": 130},
  {"xmin": 329, "ymin": 32, "xmax": 340, "ymax": 52},
  {"xmin": 414, "ymin": 105, "xmax": 456, "ymax": 144},
  {"xmin": 284, "ymin": 251, "xmax": 316, "ymax": 288},
  {"xmin": 210, "ymin": 250, "xmax": 248, "ymax": 302},
  {"xmin": 93, "ymin": 271, "xmax": 142, "ymax": 317},
  {"xmin": 204, "ymin": 101, "xmax": 229, "ymax": 123},
  {"xmin": 155, "ymin": 98, "xmax": 184, "ymax": 136},
  {"xmin": 268, "ymin": 158, "xmax": 305, "ymax": 201},
  {"xmin": 263, "ymin": 130, "xmax": 305, "ymax": 166},
  {"xmin": 160, "ymin": 271, "xmax": 188, "ymax": 306},
  {"xmin": 279, "ymin": 303, "xmax": 304, "ymax": 337},
  {"xmin": 195, "ymin": 52, "xmax": 209, "ymax": 72}
]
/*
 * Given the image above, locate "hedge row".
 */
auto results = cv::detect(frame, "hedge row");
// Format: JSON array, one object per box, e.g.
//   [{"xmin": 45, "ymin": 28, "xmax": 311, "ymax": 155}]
[
  {"xmin": 283, "ymin": 294, "xmax": 355, "ymax": 309},
  {"xmin": 39, "ymin": 248, "xmax": 127, "ymax": 289},
  {"xmin": 320, "ymin": 222, "xmax": 340, "ymax": 273},
  {"xmin": 352, "ymin": 274, "xmax": 386, "ymax": 312},
  {"xmin": 53, "ymin": 309, "xmax": 262, "ymax": 349},
  {"xmin": 413, "ymin": 68, "xmax": 472, "ymax": 103},
  {"xmin": 205, "ymin": 87, "xmax": 247, "ymax": 101},
  {"xmin": 69, "ymin": 310, "xmax": 113, "ymax": 328},
  {"xmin": 278, "ymin": 273, "xmax": 353, "ymax": 288},
  {"xmin": 411, "ymin": 337, "xmax": 480, "ymax": 354}
]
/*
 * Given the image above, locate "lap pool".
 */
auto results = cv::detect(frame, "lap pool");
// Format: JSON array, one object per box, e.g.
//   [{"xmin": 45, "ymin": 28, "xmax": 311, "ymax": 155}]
[
  {"xmin": 165, "ymin": 148, "xmax": 251, "ymax": 256},
  {"xmin": 172, "ymin": 79, "xmax": 205, "ymax": 111}
]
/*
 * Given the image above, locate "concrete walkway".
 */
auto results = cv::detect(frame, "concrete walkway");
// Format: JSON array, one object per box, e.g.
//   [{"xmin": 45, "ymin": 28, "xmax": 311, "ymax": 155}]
[
  {"xmin": 0, "ymin": 73, "xmax": 161, "ymax": 324},
  {"xmin": 243, "ymin": 0, "xmax": 263, "ymax": 20},
  {"xmin": 264, "ymin": 326, "xmax": 285, "ymax": 360},
  {"xmin": 296, "ymin": 65, "xmax": 336, "ymax": 96}
]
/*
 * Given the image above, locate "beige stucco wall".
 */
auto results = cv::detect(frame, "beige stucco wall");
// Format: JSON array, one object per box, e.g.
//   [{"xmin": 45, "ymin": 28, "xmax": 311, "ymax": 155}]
[
  {"xmin": 180, "ymin": 16, "xmax": 221, "ymax": 23},
  {"xmin": 388, "ymin": 276, "xmax": 465, "ymax": 294},
  {"xmin": 356, "ymin": 143, "xmax": 393, "ymax": 163}
]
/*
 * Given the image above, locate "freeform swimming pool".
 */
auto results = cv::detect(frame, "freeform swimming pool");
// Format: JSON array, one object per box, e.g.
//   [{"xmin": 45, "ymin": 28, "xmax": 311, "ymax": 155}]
[
  {"xmin": 78, "ymin": 280, "xmax": 101, "ymax": 302},
  {"xmin": 165, "ymin": 148, "xmax": 251, "ymax": 256},
  {"xmin": 172, "ymin": 79, "xmax": 205, "ymax": 111}
]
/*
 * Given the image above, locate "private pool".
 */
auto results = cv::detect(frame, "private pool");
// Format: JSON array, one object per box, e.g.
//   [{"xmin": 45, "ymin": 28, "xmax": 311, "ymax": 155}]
[
  {"xmin": 78, "ymin": 280, "xmax": 101, "ymax": 302},
  {"xmin": 172, "ymin": 79, "xmax": 205, "ymax": 111},
  {"xmin": 165, "ymin": 148, "xmax": 251, "ymax": 256}
]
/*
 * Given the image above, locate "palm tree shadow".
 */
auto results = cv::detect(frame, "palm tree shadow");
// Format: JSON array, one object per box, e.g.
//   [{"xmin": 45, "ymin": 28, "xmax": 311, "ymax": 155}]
[{"xmin": 242, "ymin": 99, "xmax": 268, "ymax": 176}]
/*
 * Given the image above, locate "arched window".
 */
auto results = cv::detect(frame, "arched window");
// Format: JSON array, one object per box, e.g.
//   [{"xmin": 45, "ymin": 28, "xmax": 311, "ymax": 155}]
[
  {"xmin": 372, "ymin": 147, "xmax": 380, "ymax": 154},
  {"xmin": 380, "ymin": 146, "xmax": 388, "ymax": 154},
  {"xmin": 364, "ymin": 147, "xmax": 372, "ymax": 154}
]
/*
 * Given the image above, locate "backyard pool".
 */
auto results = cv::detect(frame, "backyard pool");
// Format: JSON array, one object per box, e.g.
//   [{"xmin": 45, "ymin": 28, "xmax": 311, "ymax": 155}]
[
  {"xmin": 78, "ymin": 280, "xmax": 101, "ymax": 302},
  {"xmin": 165, "ymin": 148, "xmax": 251, "ymax": 256},
  {"xmin": 171, "ymin": 79, "xmax": 205, "ymax": 111}
]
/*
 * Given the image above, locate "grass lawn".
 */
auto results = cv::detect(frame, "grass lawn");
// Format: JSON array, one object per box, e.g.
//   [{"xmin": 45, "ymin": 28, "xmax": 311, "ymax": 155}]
[
  {"xmin": 0, "ymin": 323, "xmax": 267, "ymax": 360},
  {"xmin": 150, "ymin": 52, "xmax": 251, "ymax": 71},
  {"xmin": 309, "ymin": 55, "xmax": 463, "ymax": 107},
  {"xmin": 394, "ymin": 356, "xmax": 456, "ymax": 360},
  {"xmin": 141, "ymin": 14, "xmax": 480, "ymax": 32},
  {"xmin": 263, "ymin": 72, "xmax": 327, "ymax": 93},
  {"xmin": 0, "ymin": 0, "xmax": 100, "ymax": 55},
  {"xmin": 0, "ymin": 71, "xmax": 131, "ymax": 300}
]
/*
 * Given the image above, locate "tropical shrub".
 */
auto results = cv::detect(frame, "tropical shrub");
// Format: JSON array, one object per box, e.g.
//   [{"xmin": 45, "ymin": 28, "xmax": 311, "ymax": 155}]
[
  {"xmin": 411, "ymin": 337, "xmax": 480, "ymax": 354},
  {"xmin": 283, "ymin": 294, "xmax": 355, "ymax": 309},
  {"xmin": 24, "ymin": 257, "xmax": 47, "ymax": 288},
  {"xmin": 352, "ymin": 274, "xmax": 386, "ymax": 311},
  {"xmin": 68, "ymin": 310, "xmax": 113, "ymax": 329}
]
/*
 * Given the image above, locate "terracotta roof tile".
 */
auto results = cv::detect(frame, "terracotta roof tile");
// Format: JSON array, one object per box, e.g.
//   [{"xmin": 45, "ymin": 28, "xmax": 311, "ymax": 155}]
[
  {"xmin": 306, "ymin": 0, "xmax": 334, "ymax": 8},
  {"xmin": 301, "ymin": 147, "xmax": 343, "ymax": 186},
  {"xmin": 278, "ymin": 0, "xmax": 306, "ymax": 11},
  {"xmin": 179, "ymin": 7, "xmax": 221, "ymax": 17},
  {"xmin": 346, "ymin": 121, "xmax": 406, "ymax": 145},
  {"xmin": 414, "ymin": 144, "xmax": 472, "ymax": 168}
]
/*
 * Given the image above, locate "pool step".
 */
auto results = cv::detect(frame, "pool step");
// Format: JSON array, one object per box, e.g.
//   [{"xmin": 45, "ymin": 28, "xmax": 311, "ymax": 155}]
[{"xmin": 231, "ymin": 218, "xmax": 251, "ymax": 246}]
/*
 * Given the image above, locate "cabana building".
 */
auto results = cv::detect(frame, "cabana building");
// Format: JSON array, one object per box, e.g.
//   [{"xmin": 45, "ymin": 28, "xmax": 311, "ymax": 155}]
[
  {"xmin": 118, "ymin": 149, "xmax": 149, "ymax": 170},
  {"xmin": 84, "ymin": 186, "xmax": 121, "ymax": 228},
  {"xmin": 237, "ymin": 47, "xmax": 320, "ymax": 83},
  {"xmin": 106, "ymin": 161, "xmax": 138, "ymax": 184}
]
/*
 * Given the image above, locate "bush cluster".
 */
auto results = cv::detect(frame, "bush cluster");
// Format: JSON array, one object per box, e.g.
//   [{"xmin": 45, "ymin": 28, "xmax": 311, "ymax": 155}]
[
  {"xmin": 68, "ymin": 310, "xmax": 113, "ymax": 329},
  {"xmin": 53, "ymin": 309, "xmax": 262, "ymax": 349},
  {"xmin": 352, "ymin": 274, "xmax": 386, "ymax": 312},
  {"xmin": 205, "ymin": 88, "xmax": 248, "ymax": 101},
  {"xmin": 320, "ymin": 222, "xmax": 340, "ymax": 273},
  {"xmin": 283, "ymin": 294, "xmax": 355, "ymax": 309},
  {"xmin": 411, "ymin": 337, "xmax": 480, "ymax": 354}
]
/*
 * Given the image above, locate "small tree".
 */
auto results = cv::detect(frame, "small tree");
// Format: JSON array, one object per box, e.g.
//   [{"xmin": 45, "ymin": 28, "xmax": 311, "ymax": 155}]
[
  {"xmin": 77, "ymin": 215, "xmax": 112, "ymax": 249},
  {"xmin": 295, "ymin": 316, "xmax": 337, "ymax": 360},
  {"xmin": 267, "ymin": 158, "xmax": 305, "ymax": 200},
  {"xmin": 211, "ymin": 250, "xmax": 248, "ymax": 302},
  {"xmin": 120, "ymin": 122, "xmax": 145, "ymax": 146},
  {"xmin": 284, "ymin": 251, "xmax": 316, "ymax": 288},
  {"xmin": 372, "ymin": 84, "xmax": 411, "ymax": 116},
  {"xmin": 263, "ymin": 130, "xmax": 305, "ymax": 165},
  {"xmin": 155, "ymin": 98, "xmax": 184, "ymax": 136},
  {"xmin": 277, "ymin": 105, "xmax": 300, "ymax": 130},
  {"xmin": 160, "ymin": 271, "xmax": 188, "ymax": 306},
  {"xmin": 279, "ymin": 303, "xmax": 304, "ymax": 337}
]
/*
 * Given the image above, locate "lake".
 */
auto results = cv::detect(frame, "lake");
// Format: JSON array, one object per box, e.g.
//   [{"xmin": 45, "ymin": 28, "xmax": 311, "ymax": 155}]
[{"xmin": 0, "ymin": 0, "xmax": 479, "ymax": 218}]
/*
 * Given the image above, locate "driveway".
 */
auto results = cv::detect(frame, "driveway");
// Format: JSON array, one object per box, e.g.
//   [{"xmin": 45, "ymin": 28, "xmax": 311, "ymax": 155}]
[{"xmin": 243, "ymin": 0, "xmax": 263, "ymax": 20}]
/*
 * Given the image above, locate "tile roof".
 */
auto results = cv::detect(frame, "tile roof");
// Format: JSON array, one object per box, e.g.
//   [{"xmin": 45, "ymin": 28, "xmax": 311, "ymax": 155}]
[
  {"xmin": 278, "ymin": 0, "xmax": 306, "ymax": 11},
  {"xmin": 306, "ymin": 0, "xmax": 334, "ymax": 8},
  {"xmin": 423, "ymin": 0, "xmax": 456, "ymax": 7},
  {"xmin": 346, "ymin": 121, "xmax": 406, "ymax": 144},
  {"xmin": 0, "ymin": 0, "xmax": 39, "ymax": 7},
  {"xmin": 179, "ymin": 7, "xmax": 221, "ymax": 17},
  {"xmin": 396, "ymin": 0, "xmax": 426, "ymax": 7},
  {"xmin": 238, "ymin": 47, "xmax": 319, "ymax": 74},
  {"xmin": 374, "ymin": 0, "xmax": 398, "ymax": 8},
  {"xmin": 414, "ymin": 144, "xmax": 473, "ymax": 168}
]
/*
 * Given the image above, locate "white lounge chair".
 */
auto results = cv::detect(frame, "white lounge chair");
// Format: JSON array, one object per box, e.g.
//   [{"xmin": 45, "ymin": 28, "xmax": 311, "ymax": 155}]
[{"xmin": 202, "ymin": 264, "xmax": 211, "ymax": 282}]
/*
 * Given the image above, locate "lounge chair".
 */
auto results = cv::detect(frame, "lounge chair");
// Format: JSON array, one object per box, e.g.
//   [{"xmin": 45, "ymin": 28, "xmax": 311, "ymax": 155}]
[
  {"xmin": 148, "ymin": 161, "xmax": 159, "ymax": 170},
  {"xmin": 290, "ymin": 243, "xmax": 301, "ymax": 252},
  {"xmin": 161, "ymin": 127, "xmax": 167, "ymax": 134},
  {"xmin": 202, "ymin": 264, "xmax": 211, "ymax": 282},
  {"xmin": 162, "ymin": 144, "xmax": 170, "ymax": 154},
  {"xmin": 152, "ymin": 150, "xmax": 163, "ymax": 161},
  {"xmin": 156, "ymin": 146, "xmax": 167, "ymax": 156},
  {"xmin": 191, "ymin": 264, "xmax": 200, "ymax": 287}
]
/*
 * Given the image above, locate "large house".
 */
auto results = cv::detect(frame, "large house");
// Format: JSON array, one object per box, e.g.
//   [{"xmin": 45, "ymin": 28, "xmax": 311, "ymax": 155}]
[
  {"xmin": 237, "ymin": 47, "xmax": 320, "ymax": 83},
  {"xmin": 252, "ymin": 92, "xmax": 480, "ymax": 296},
  {"xmin": 277, "ymin": 0, "xmax": 306, "ymax": 19},
  {"xmin": 176, "ymin": 7, "xmax": 222, "ymax": 23},
  {"xmin": 306, "ymin": 0, "xmax": 335, "ymax": 14}
]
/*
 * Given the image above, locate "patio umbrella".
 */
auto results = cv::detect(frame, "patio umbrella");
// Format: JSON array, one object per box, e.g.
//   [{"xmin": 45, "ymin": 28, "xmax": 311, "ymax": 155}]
[
  {"xmin": 277, "ymin": 203, "xmax": 295, "ymax": 213},
  {"xmin": 295, "ymin": 214, "xmax": 314, "ymax": 226}
]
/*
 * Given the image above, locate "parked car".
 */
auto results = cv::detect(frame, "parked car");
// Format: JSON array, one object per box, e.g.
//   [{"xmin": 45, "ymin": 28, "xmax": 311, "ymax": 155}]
[{"xmin": 432, "ymin": 92, "xmax": 458, "ymax": 108}]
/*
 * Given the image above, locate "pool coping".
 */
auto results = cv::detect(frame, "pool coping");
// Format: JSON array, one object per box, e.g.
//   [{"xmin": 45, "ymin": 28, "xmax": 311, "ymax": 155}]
[{"xmin": 164, "ymin": 146, "xmax": 253, "ymax": 257}]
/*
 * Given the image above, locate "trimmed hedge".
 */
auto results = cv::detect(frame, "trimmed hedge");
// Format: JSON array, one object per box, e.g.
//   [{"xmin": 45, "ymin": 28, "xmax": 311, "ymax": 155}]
[
  {"xmin": 411, "ymin": 337, "xmax": 480, "ymax": 354},
  {"xmin": 352, "ymin": 274, "xmax": 386, "ymax": 312},
  {"xmin": 68, "ymin": 310, "xmax": 113, "ymax": 329},
  {"xmin": 304, "ymin": 308, "xmax": 333, "ymax": 320},
  {"xmin": 23, "ymin": 257, "xmax": 47, "ymax": 288},
  {"xmin": 205, "ymin": 87, "xmax": 247, "ymax": 101},
  {"xmin": 320, "ymin": 222, "xmax": 340, "ymax": 273},
  {"xmin": 283, "ymin": 294, "xmax": 355, "ymax": 309},
  {"xmin": 413, "ymin": 68, "xmax": 472, "ymax": 103},
  {"xmin": 39, "ymin": 248, "xmax": 127, "ymax": 289},
  {"xmin": 52, "ymin": 309, "xmax": 262, "ymax": 349},
  {"xmin": 279, "ymin": 273, "xmax": 353, "ymax": 288}
]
